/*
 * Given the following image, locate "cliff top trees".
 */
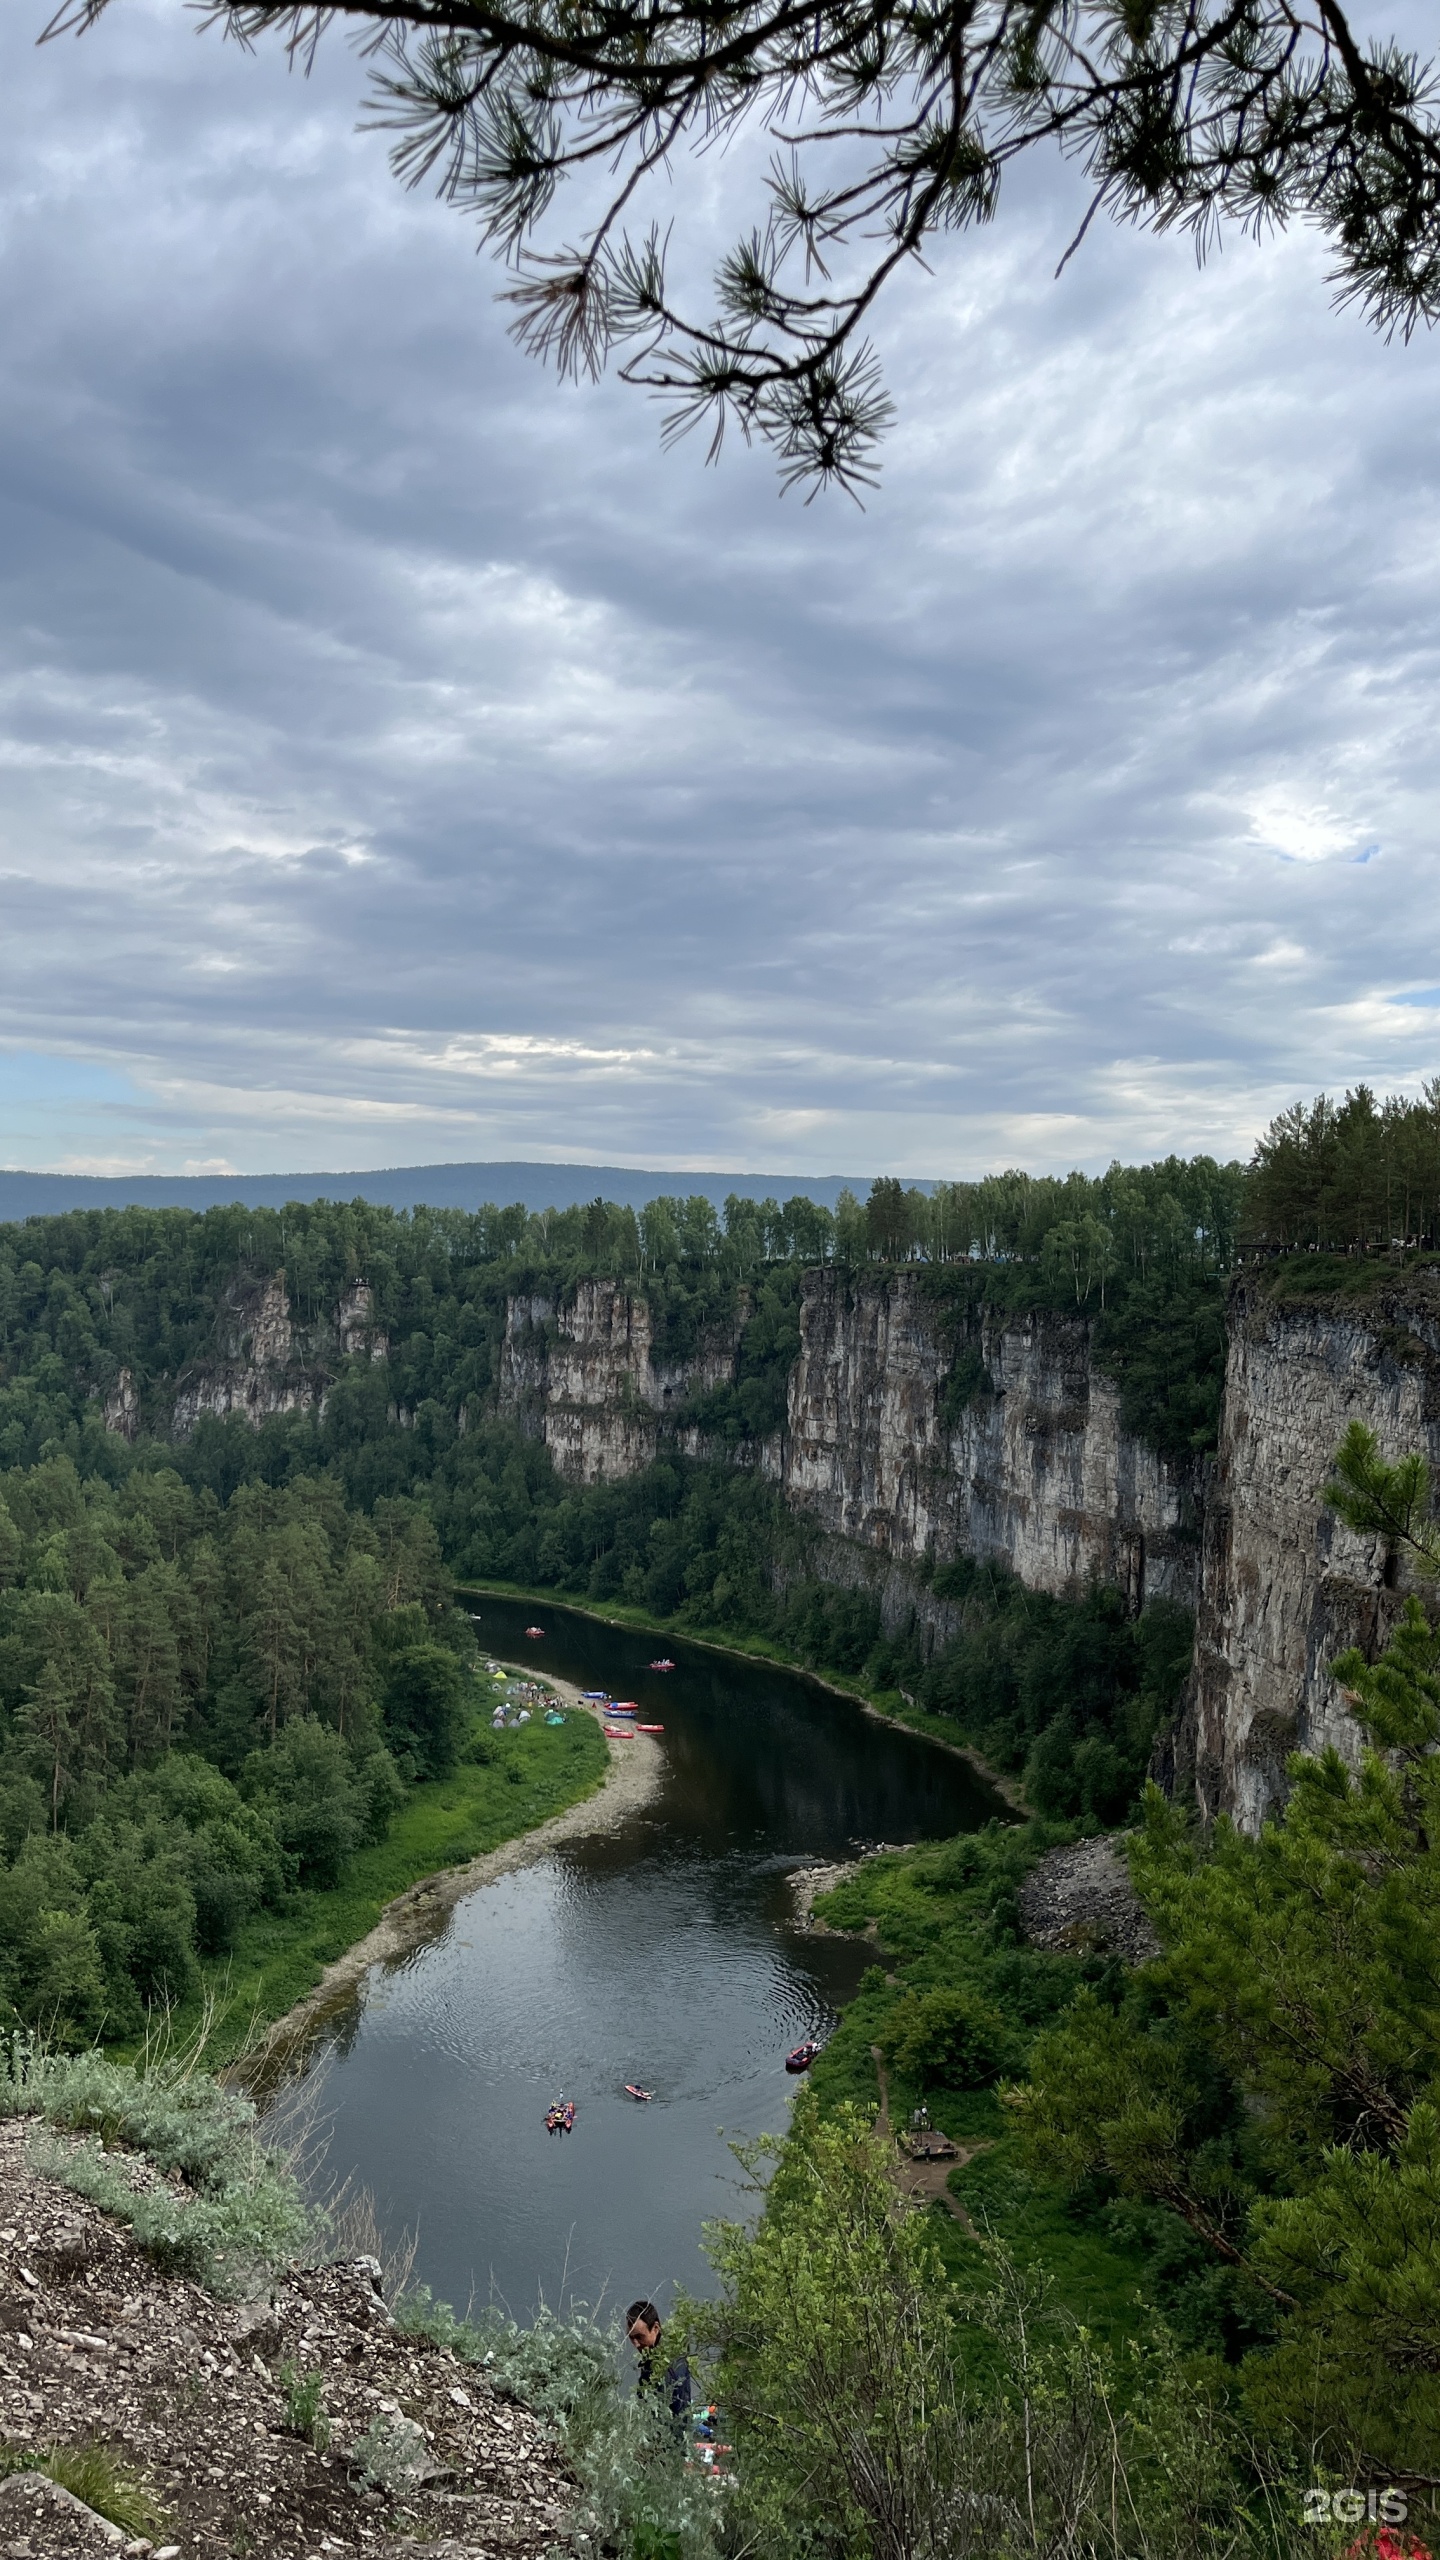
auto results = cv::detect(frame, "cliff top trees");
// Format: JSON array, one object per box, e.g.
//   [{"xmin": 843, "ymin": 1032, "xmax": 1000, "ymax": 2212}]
[
  {"xmin": 48, "ymin": 0, "xmax": 1440, "ymax": 492},
  {"xmin": 1246, "ymin": 1081, "xmax": 1440, "ymax": 1251}
]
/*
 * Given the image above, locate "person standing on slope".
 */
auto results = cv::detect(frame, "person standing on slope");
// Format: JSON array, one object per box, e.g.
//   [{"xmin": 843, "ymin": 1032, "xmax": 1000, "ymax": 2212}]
[{"xmin": 625, "ymin": 2299, "xmax": 692, "ymax": 2426}]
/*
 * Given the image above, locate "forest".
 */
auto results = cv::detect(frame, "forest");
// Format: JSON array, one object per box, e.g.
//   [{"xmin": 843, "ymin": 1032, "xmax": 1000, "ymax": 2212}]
[
  {"xmin": 1243, "ymin": 1079, "xmax": 1440, "ymax": 1251},
  {"xmin": 0, "ymin": 1099, "xmax": 1436, "ymax": 2520},
  {"xmin": 0, "ymin": 1081, "xmax": 1435, "ymax": 2047},
  {"xmin": 0, "ymin": 1144, "xmax": 1246, "ymax": 1489},
  {"xmin": 0, "ymin": 1455, "xmax": 502, "ymax": 2040}
]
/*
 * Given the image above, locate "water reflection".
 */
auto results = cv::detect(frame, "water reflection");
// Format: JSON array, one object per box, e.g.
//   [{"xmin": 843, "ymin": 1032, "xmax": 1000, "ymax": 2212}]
[{"xmin": 289, "ymin": 1596, "xmax": 1004, "ymax": 2321}]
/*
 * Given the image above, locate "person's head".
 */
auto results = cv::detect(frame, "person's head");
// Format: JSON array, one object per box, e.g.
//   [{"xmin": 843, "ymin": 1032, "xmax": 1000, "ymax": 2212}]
[{"xmin": 626, "ymin": 2298, "xmax": 662, "ymax": 2355}]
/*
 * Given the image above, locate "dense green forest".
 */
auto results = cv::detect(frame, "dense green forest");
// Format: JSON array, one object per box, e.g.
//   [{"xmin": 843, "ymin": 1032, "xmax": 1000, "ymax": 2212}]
[
  {"xmin": 746, "ymin": 1429, "xmax": 1440, "ymax": 2495},
  {"xmin": 2, "ymin": 1112, "xmax": 1437, "ymax": 2517},
  {"xmin": 0, "ymin": 1085, "xmax": 1433, "ymax": 2049},
  {"xmin": 1244, "ymin": 1078, "xmax": 1440, "ymax": 1250},
  {"xmin": 752, "ymin": 1583, "xmax": 1440, "ymax": 2498},
  {"xmin": 0, "ymin": 1454, "xmax": 527, "ymax": 2039},
  {"xmin": 0, "ymin": 1145, "xmax": 1245, "ymax": 1489}
]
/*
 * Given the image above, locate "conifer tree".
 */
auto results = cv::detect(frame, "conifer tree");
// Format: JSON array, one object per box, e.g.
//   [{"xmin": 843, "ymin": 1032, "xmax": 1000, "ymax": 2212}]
[
  {"xmin": 47, "ymin": 1, "xmax": 1440, "ymax": 491},
  {"xmin": 1014, "ymin": 1430, "xmax": 1440, "ymax": 2468}
]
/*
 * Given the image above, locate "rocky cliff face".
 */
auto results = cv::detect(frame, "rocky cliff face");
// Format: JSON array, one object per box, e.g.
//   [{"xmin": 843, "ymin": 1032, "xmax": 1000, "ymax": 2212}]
[
  {"xmin": 106, "ymin": 1275, "xmax": 390, "ymax": 1440},
  {"xmin": 497, "ymin": 1269, "xmax": 1201, "ymax": 1613},
  {"xmin": 785, "ymin": 1273, "xmax": 1200, "ymax": 1614},
  {"xmin": 105, "ymin": 1249, "xmax": 1440, "ymax": 1832},
  {"xmin": 1172, "ymin": 1270, "xmax": 1440, "ymax": 1829},
  {"xmin": 494, "ymin": 1265, "xmax": 1440, "ymax": 1828},
  {"xmin": 498, "ymin": 1279, "xmax": 745, "ymax": 1483}
]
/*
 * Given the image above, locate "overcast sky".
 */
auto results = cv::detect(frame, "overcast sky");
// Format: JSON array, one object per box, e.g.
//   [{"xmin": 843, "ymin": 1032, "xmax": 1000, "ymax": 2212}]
[{"xmin": 0, "ymin": 0, "xmax": 1437, "ymax": 1184}]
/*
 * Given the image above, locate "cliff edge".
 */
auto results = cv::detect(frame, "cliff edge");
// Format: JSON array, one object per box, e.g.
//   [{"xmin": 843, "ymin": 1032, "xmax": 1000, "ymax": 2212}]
[{"xmin": 1172, "ymin": 1266, "xmax": 1440, "ymax": 1828}]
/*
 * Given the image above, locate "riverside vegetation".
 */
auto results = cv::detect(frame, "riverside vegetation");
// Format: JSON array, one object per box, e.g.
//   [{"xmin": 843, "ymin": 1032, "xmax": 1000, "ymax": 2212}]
[
  {"xmin": 2, "ymin": 1090, "xmax": 1439, "ymax": 2548},
  {"xmin": 0, "ymin": 1457, "xmax": 606, "ymax": 2050}
]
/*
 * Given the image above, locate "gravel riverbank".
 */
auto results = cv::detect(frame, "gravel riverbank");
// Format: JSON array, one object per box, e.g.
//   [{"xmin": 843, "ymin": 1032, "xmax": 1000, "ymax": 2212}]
[{"xmin": 243, "ymin": 1678, "xmax": 664, "ymax": 2085}]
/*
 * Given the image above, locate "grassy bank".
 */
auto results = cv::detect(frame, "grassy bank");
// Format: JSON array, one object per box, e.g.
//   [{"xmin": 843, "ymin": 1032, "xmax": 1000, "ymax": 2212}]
[
  {"xmin": 170, "ymin": 1709, "xmax": 608, "ymax": 2065},
  {"xmin": 457, "ymin": 1578, "xmax": 1025, "ymax": 1809},
  {"xmin": 804, "ymin": 1831, "xmax": 1267, "ymax": 2370}
]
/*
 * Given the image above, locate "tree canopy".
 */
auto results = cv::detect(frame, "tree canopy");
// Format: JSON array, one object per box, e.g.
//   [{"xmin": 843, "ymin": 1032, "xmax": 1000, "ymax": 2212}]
[
  {"xmin": 1015, "ymin": 1446, "xmax": 1440, "ymax": 2473},
  {"xmin": 46, "ymin": 0, "xmax": 1440, "ymax": 492},
  {"xmin": 1245, "ymin": 1080, "xmax": 1440, "ymax": 1253}
]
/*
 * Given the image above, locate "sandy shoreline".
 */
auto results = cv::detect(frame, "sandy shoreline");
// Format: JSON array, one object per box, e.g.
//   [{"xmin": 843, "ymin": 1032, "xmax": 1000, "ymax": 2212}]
[
  {"xmin": 239, "ymin": 1670, "xmax": 664, "ymax": 2085},
  {"xmin": 460, "ymin": 1582, "xmax": 1025, "ymax": 1814}
]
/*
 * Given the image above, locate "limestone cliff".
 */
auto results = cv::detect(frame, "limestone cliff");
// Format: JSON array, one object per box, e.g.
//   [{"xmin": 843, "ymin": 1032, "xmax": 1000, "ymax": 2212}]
[
  {"xmin": 1172, "ymin": 1269, "xmax": 1440, "ymax": 1829},
  {"xmin": 498, "ymin": 1278, "xmax": 747, "ymax": 1483},
  {"xmin": 492, "ymin": 1265, "xmax": 1440, "ymax": 1827},
  {"xmin": 106, "ymin": 1275, "xmax": 390, "ymax": 1440},
  {"xmin": 98, "ymin": 1246, "xmax": 1440, "ymax": 1833},
  {"xmin": 497, "ymin": 1269, "xmax": 1201, "ymax": 1614},
  {"xmin": 784, "ymin": 1273, "xmax": 1200, "ymax": 1614}
]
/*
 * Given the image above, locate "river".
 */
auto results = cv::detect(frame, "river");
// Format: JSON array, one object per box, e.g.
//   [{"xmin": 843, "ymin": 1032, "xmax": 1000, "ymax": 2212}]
[{"xmin": 286, "ymin": 1595, "xmax": 1005, "ymax": 2328}]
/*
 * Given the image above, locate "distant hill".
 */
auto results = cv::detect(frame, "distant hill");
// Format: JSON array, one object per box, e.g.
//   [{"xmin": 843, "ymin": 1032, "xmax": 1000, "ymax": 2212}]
[{"xmin": 0, "ymin": 1160, "xmax": 905, "ymax": 1225}]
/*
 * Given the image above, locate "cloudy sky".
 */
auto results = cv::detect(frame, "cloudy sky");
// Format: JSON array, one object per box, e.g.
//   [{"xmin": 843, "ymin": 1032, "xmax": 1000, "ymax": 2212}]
[{"xmin": 0, "ymin": 0, "xmax": 1437, "ymax": 1184}]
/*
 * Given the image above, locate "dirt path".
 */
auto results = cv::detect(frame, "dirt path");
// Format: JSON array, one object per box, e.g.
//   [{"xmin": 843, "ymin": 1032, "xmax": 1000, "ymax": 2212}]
[
  {"xmin": 241, "ymin": 1673, "xmax": 663, "ymax": 2086},
  {"xmin": 871, "ymin": 2046, "xmax": 990, "ymax": 2228}
]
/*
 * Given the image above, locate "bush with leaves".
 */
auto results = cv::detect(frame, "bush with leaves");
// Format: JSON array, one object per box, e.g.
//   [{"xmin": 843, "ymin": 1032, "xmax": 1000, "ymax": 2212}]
[
  {"xmin": 1014, "ymin": 1429, "xmax": 1440, "ymax": 2470},
  {"xmin": 0, "ymin": 2033, "xmax": 309, "ymax": 2293},
  {"xmin": 688, "ymin": 2093, "xmax": 1313, "ymax": 2560},
  {"xmin": 393, "ymin": 2290, "xmax": 720, "ymax": 2560},
  {"xmin": 878, "ymin": 1985, "xmax": 1007, "ymax": 2092}
]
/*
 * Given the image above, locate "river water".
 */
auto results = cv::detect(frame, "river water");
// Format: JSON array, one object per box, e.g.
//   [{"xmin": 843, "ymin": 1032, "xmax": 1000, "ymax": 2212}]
[{"xmin": 290, "ymin": 1596, "xmax": 1003, "ymax": 2326}]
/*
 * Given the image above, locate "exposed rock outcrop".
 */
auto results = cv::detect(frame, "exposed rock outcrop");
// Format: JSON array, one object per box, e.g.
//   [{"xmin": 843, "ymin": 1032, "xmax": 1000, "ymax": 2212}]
[
  {"xmin": 1171, "ymin": 1269, "xmax": 1440, "ymax": 1830},
  {"xmin": 784, "ymin": 1274, "xmax": 1200, "ymax": 1613},
  {"xmin": 1017, "ymin": 1835, "xmax": 1161, "ymax": 1965},
  {"xmin": 104, "ymin": 1275, "xmax": 391, "ymax": 1443},
  {"xmin": 0, "ymin": 2121, "xmax": 572, "ymax": 2558},
  {"xmin": 498, "ymin": 1278, "xmax": 747, "ymax": 1485},
  {"xmin": 169, "ymin": 1275, "xmax": 326, "ymax": 1436},
  {"xmin": 498, "ymin": 1270, "xmax": 1201, "ymax": 1619},
  {"xmin": 337, "ymin": 1280, "xmax": 389, "ymax": 1363},
  {"xmin": 91, "ymin": 1243, "xmax": 1440, "ymax": 1833},
  {"xmin": 101, "ymin": 1367, "xmax": 140, "ymax": 1444}
]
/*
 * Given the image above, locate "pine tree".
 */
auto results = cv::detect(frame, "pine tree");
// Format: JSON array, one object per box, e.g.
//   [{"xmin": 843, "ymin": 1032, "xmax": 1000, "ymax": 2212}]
[
  {"xmin": 48, "ymin": 1, "xmax": 1440, "ymax": 493},
  {"xmin": 1014, "ymin": 1443, "xmax": 1440, "ymax": 2468},
  {"xmin": 19, "ymin": 1658, "xmax": 77, "ymax": 1831}
]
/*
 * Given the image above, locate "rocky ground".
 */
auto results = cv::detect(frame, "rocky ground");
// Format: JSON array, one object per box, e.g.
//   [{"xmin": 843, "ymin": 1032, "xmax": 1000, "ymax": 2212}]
[
  {"xmin": 786, "ymin": 1848, "xmax": 918, "ymax": 1933},
  {"xmin": 1016, "ymin": 1835, "xmax": 1160, "ymax": 1966},
  {"xmin": 0, "ymin": 2123, "xmax": 573, "ymax": 2560}
]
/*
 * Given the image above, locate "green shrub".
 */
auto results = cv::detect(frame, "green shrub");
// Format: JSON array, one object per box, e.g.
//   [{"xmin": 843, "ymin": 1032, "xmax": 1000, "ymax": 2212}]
[
  {"xmin": 279, "ymin": 2362, "xmax": 331, "ymax": 2450},
  {"xmin": 352, "ymin": 2411, "xmax": 432, "ymax": 2492},
  {"xmin": 394, "ymin": 2290, "xmax": 722, "ymax": 2560},
  {"xmin": 693, "ymin": 2096, "xmax": 1310, "ymax": 2560},
  {"xmin": 0, "ymin": 2035, "xmax": 308, "ymax": 2293},
  {"xmin": 879, "ymin": 1985, "xmax": 1007, "ymax": 2090}
]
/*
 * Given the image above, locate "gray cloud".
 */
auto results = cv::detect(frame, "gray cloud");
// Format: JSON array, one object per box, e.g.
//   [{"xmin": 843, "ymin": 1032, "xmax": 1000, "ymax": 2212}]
[{"xmin": 0, "ymin": 0, "xmax": 1437, "ymax": 1180}]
